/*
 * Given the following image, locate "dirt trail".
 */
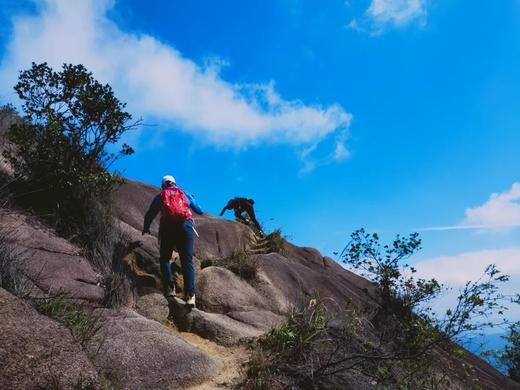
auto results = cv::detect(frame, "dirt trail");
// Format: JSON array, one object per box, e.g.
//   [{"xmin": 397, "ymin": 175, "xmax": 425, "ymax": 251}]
[{"xmin": 175, "ymin": 330, "xmax": 250, "ymax": 390}]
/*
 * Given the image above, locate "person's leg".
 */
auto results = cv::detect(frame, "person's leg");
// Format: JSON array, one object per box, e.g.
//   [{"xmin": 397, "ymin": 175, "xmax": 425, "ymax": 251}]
[
  {"xmin": 234, "ymin": 208, "xmax": 251, "ymax": 226},
  {"xmin": 159, "ymin": 225, "xmax": 176, "ymax": 293},
  {"xmin": 177, "ymin": 219, "xmax": 195, "ymax": 296},
  {"xmin": 245, "ymin": 205, "xmax": 263, "ymax": 233}
]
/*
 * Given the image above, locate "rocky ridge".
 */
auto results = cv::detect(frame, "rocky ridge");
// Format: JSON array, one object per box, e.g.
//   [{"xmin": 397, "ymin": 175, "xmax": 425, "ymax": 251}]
[{"xmin": 0, "ymin": 178, "xmax": 517, "ymax": 389}]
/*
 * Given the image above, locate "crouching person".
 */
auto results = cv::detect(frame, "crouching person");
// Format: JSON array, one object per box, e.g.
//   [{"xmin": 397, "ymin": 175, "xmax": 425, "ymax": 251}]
[{"xmin": 142, "ymin": 175, "xmax": 202, "ymax": 308}]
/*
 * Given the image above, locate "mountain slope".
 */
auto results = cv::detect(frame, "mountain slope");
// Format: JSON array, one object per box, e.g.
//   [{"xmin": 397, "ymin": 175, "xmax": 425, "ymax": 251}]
[{"xmin": 0, "ymin": 177, "xmax": 517, "ymax": 389}]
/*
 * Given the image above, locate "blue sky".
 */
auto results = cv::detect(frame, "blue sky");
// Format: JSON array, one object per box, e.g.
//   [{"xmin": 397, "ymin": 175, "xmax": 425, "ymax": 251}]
[{"xmin": 0, "ymin": 0, "xmax": 519, "ymax": 327}]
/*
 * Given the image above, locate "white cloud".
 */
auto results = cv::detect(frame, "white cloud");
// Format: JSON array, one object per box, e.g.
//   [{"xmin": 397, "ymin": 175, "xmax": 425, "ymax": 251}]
[
  {"xmin": 463, "ymin": 182, "xmax": 520, "ymax": 229},
  {"xmin": 0, "ymin": 0, "xmax": 352, "ymax": 163},
  {"xmin": 415, "ymin": 248, "xmax": 520, "ymax": 285},
  {"xmin": 419, "ymin": 183, "xmax": 520, "ymax": 232},
  {"xmin": 333, "ymin": 131, "xmax": 351, "ymax": 160},
  {"xmin": 368, "ymin": 0, "xmax": 427, "ymax": 27},
  {"xmin": 413, "ymin": 248, "xmax": 520, "ymax": 324},
  {"xmin": 349, "ymin": 0, "xmax": 428, "ymax": 35},
  {"xmin": 294, "ymin": 129, "xmax": 350, "ymax": 175},
  {"xmin": 413, "ymin": 187, "xmax": 520, "ymax": 318}
]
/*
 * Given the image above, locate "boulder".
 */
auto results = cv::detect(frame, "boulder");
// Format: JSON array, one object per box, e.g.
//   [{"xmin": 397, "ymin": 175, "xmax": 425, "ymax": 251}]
[
  {"xmin": 197, "ymin": 266, "xmax": 269, "ymax": 314},
  {"xmin": 117, "ymin": 219, "xmax": 162, "ymax": 291},
  {"xmin": 117, "ymin": 218, "xmax": 160, "ymax": 262},
  {"xmin": 168, "ymin": 297, "xmax": 263, "ymax": 346},
  {"xmin": 185, "ymin": 310, "xmax": 263, "ymax": 346},
  {"xmin": 256, "ymin": 252, "xmax": 374, "ymax": 312},
  {"xmin": 1, "ymin": 210, "xmax": 104, "ymax": 302},
  {"xmin": 135, "ymin": 293, "xmax": 169, "ymax": 323},
  {"xmin": 192, "ymin": 214, "xmax": 256, "ymax": 259},
  {"xmin": 0, "ymin": 288, "xmax": 99, "ymax": 389},
  {"xmin": 226, "ymin": 310, "xmax": 285, "ymax": 332},
  {"xmin": 113, "ymin": 179, "xmax": 161, "ymax": 236},
  {"xmin": 283, "ymin": 243, "xmax": 325, "ymax": 267},
  {"xmin": 89, "ymin": 308, "xmax": 220, "ymax": 390}
]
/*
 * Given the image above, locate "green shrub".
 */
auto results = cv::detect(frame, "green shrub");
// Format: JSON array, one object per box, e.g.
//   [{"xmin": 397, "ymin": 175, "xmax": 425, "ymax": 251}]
[
  {"xmin": 3, "ymin": 62, "xmax": 137, "ymax": 246},
  {"xmin": 2, "ymin": 63, "xmax": 139, "ymax": 308},
  {"xmin": 265, "ymin": 297, "xmax": 326, "ymax": 356},
  {"xmin": 242, "ymin": 296, "xmax": 332, "ymax": 389},
  {"xmin": 339, "ymin": 228, "xmax": 512, "ymax": 387},
  {"xmin": 495, "ymin": 321, "xmax": 520, "ymax": 382},
  {"xmin": 36, "ymin": 291, "xmax": 100, "ymax": 347}
]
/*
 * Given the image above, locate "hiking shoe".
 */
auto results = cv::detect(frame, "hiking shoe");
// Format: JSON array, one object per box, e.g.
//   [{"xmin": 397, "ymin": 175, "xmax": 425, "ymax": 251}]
[
  {"xmin": 165, "ymin": 286, "xmax": 176, "ymax": 298},
  {"xmin": 185, "ymin": 294, "xmax": 196, "ymax": 308}
]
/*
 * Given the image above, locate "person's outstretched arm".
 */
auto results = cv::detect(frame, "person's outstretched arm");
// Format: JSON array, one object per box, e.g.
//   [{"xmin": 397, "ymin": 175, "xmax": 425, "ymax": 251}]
[
  {"xmin": 219, "ymin": 205, "xmax": 229, "ymax": 216},
  {"xmin": 219, "ymin": 200, "xmax": 233, "ymax": 216},
  {"xmin": 186, "ymin": 193, "xmax": 203, "ymax": 215},
  {"xmin": 143, "ymin": 194, "xmax": 161, "ymax": 234}
]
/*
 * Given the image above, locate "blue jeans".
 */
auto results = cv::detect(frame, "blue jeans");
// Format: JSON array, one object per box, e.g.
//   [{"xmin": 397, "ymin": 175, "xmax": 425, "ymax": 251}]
[{"xmin": 159, "ymin": 219, "xmax": 195, "ymax": 295}]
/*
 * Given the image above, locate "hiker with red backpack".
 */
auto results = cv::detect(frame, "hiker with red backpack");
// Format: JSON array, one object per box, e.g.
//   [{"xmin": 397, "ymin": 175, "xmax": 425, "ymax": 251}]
[{"xmin": 142, "ymin": 175, "xmax": 202, "ymax": 307}]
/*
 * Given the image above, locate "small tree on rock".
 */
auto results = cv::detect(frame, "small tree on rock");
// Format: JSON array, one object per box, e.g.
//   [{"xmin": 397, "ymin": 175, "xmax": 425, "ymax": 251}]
[
  {"xmin": 340, "ymin": 228, "xmax": 511, "ymax": 386},
  {"xmin": 4, "ymin": 62, "xmax": 138, "ymax": 243}
]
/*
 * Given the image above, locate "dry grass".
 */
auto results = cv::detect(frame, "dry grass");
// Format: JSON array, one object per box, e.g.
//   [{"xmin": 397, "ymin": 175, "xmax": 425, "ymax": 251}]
[
  {"xmin": 264, "ymin": 229, "xmax": 286, "ymax": 253},
  {"xmin": 82, "ymin": 200, "xmax": 136, "ymax": 308},
  {"xmin": 218, "ymin": 250, "xmax": 259, "ymax": 281},
  {"xmin": 200, "ymin": 250, "xmax": 259, "ymax": 281},
  {"xmin": 251, "ymin": 228, "xmax": 287, "ymax": 255},
  {"xmin": 0, "ymin": 231, "xmax": 30, "ymax": 297},
  {"xmin": 0, "ymin": 179, "xmax": 31, "ymax": 297}
]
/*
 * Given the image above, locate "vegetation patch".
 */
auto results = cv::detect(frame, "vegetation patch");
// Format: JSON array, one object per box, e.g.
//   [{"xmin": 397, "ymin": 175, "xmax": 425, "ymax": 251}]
[
  {"xmin": 84, "ymin": 209, "xmax": 136, "ymax": 309},
  {"xmin": 199, "ymin": 258, "xmax": 214, "ymax": 269},
  {"xmin": 264, "ymin": 297, "xmax": 326, "ymax": 356},
  {"xmin": 0, "ymin": 181, "xmax": 31, "ymax": 297},
  {"xmin": 0, "ymin": 234, "xmax": 29, "ymax": 297},
  {"xmin": 250, "ymin": 228, "xmax": 287, "ymax": 255},
  {"xmin": 486, "ymin": 319, "xmax": 520, "ymax": 383},
  {"xmin": 264, "ymin": 229, "xmax": 286, "ymax": 254},
  {"xmin": 2, "ymin": 62, "xmax": 137, "ymax": 254},
  {"xmin": 242, "ymin": 296, "xmax": 341, "ymax": 389},
  {"xmin": 36, "ymin": 291, "xmax": 100, "ymax": 347},
  {"xmin": 217, "ymin": 249, "xmax": 259, "ymax": 281},
  {"xmin": 501, "ymin": 322, "xmax": 520, "ymax": 382},
  {"xmin": 0, "ymin": 236, "xmax": 30, "ymax": 297},
  {"xmin": 242, "ymin": 350, "xmax": 272, "ymax": 390},
  {"xmin": 199, "ymin": 251, "xmax": 259, "ymax": 281},
  {"xmin": 2, "ymin": 62, "xmax": 139, "ymax": 308}
]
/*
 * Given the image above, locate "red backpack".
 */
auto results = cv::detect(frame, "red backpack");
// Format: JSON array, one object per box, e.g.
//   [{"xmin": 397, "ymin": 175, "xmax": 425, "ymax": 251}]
[{"xmin": 160, "ymin": 187, "xmax": 193, "ymax": 222}]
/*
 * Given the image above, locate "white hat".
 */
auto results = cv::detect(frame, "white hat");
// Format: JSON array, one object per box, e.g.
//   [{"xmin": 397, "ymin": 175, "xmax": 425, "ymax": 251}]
[{"xmin": 162, "ymin": 175, "xmax": 176, "ymax": 185}]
